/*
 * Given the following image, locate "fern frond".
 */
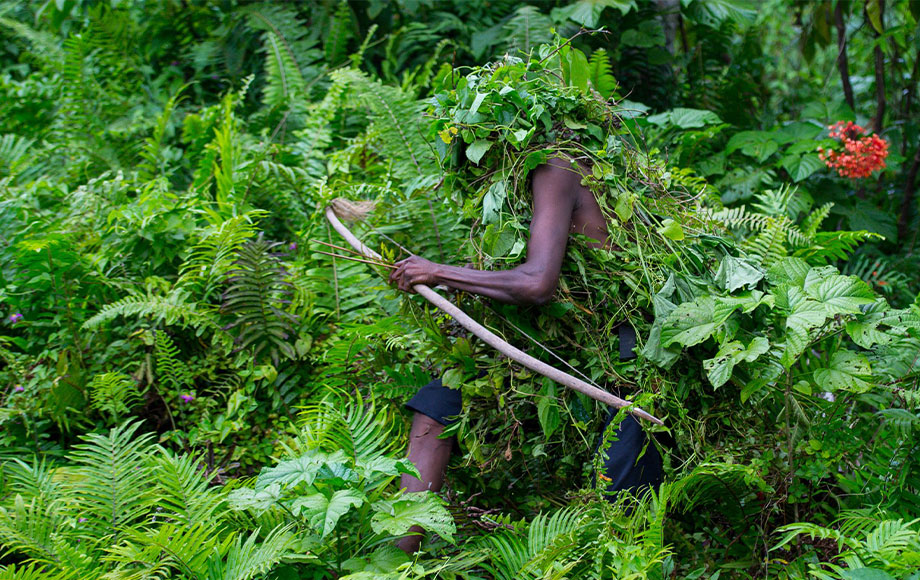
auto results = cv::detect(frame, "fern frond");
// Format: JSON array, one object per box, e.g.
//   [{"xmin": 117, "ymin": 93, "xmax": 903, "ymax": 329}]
[
  {"xmin": 794, "ymin": 231, "xmax": 882, "ymax": 265},
  {"xmin": 0, "ymin": 495, "xmax": 63, "ymax": 564},
  {"xmin": 292, "ymin": 392, "xmax": 403, "ymax": 462},
  {"xmin": 800, "ymin": 202, "xmax": 833, "ymax": 238},
  {"xmin": 177, "ymin": 213, "xmax": 265, "ymax": 302},
  {"xmin": 706, "ymin": 206, "xmax": 810, "ymax": 247},
  {"xmin": 137, "ymin": 86, "xmax": 186, "ymax": 181},
  {"xmin": 743, "ymin": 219, "xmax": 788, "ymax": 267},
  {"xmin": 2, "ymin": 459, "xmax": 61, "ymax": 508},
  {"xmin": 103, "ymin": 521, "xmax": 229, "ymax": 579},
  {"xmin": 502, "ymin": 6, "xmax": 553, "ymax": 56},
  {"xmin": 83, "ymin": 290, "xmax": 217, "ymax": 331},
  {"xmin": 207, "ymin": 526, "xmax": 296, "ymax": 580},
  {"xmin": 324, "ymin": 1, "xmax": 354, "ymax": 66},
  {"xmin": 67, "ymin": 422, "xmax": 157, "ymax": 542},
  {"xmin": 481, "ymin": 507, "xmax": 584, "ymax": 580},
  {"xmin": 261, "ymin": 31, "xmax": 307, "ymax": 108},
  {"xmin": 0, "ymin": 563, "xmax": 74, "ymax": 580},
  {"xmin": 0, "ymin": 134, "xmax": 36, "ymax": 179},
  {"xmin": 153, "ymin": 331, "xmax": 193, "ymax": 392},
  {"xmin": 588, "ymin": 49, "xmax": 618, "ymax": 98},
  {"xmin": 330, "ymin": 69, "xmax": 436, "ymax": 181},
  {"xmin": 222, "ymin": 238, "xmax": 297, "ymax": 364},
  {"xmin": 88, "ymin": 372, "xmax": 143, "ymax": 423},
  {"xmin": 152, "ymin": 451, "xmax": 226, "ymax": 526}
]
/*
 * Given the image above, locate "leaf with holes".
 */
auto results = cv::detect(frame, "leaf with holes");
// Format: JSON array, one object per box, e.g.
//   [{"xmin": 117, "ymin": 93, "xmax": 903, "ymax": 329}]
[{"xmin": 814, "ymin": 351, "xmax": 873, "ymax": 393}]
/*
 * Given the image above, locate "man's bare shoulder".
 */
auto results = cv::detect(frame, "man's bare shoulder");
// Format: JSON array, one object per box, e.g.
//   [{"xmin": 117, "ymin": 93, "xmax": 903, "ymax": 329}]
[{"xmin": 534, "ymin": 156, "xmax": 587, "ymax": 190}]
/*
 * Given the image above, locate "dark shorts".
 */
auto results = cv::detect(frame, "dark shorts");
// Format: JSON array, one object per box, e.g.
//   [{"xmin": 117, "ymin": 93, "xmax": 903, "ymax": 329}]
[
  {"xmin": 406, "ymin": 377, "xmax": 463, "ymax": 426},
  {"xmin": 593, "ymin": 410, "xmax": 663, "ymax": 493},
  {"xmin": 405, "ymin": 375, "xmax": 663, "ymax": 495}
]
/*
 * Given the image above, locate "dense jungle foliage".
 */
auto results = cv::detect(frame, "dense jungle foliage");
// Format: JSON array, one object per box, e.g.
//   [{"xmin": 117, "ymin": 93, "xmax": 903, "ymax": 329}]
[{"xmin": 1, "ymin": 0, "xmax": 920, "ymax": 578}]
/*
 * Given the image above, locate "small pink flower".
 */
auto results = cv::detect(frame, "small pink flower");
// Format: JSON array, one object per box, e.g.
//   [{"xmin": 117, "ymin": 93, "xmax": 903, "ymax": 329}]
[
  {"xmin": 289, "ymin": 242, "xmax": 297, "ymax": 251},
  {"xmin": 8, "ymin": 313, "xmax": 23, "ymax": 324},
  {"xmin": 14, "ymin": 386, "xmax": 24, "ymax": 392},
  {"xmin": 78, "ymin": 517, "xmax": 87, "ymax": 523},
  {"xmin": 180, "ymin": 393, "xmax": 195, "ymax": 403}
]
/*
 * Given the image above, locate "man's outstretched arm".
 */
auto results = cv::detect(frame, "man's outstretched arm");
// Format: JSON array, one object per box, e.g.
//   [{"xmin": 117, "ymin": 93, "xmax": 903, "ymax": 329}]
[{"xmin": 389, "ymin": 160, "xmax": 583, "ymax": 305}]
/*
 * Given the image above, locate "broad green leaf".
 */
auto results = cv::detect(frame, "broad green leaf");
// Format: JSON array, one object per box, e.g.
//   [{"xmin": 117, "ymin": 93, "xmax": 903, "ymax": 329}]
[
  {"xmin": 621, "ymin": 20, "xmax": 665, "ymax": 48},
  {"xmin": 537, "ymin": 379, "xmax": 561, "ymax": 438},
  {"xmin": 841, "ymin": 569, "xmax": 896, "ymax": 580},
  {"xmin": 468, "ymin": 92, "xmax": 487, "ymax": 116},
  {"xmin": 557, "ymin": 0, "xmax": 637, "ymax": 27},
  {"xmin": 661, "ymin": 297, "xmax": 717, "ymax": 348},
  {"xmin": 257, "ymin": 454, "xmax": 325, "ymax": 490},
  {"xmin": 866, "ymin": 0, "xmax": 883, "ymax": 33},
  {"xmin": 726, "ymin": 131, "xmax": 778, "ymax": 162},
  {"xmin": 686, "ymin": 0, "xmax": 757, "ymax": 28},
  {"xmin": 780, "ymin": 287, "xmax": 828, "ymax": 368},
  {"xmin": 781, "ymin": 153, "xmax": 823, "ymax": 182},
  {"xmin": 649, "ymin": 107, "xmax": 722, "ymax": 129},
  {"xmin": 465, "ymin": 139, "xmax": 492, "ymax": 165},
  {"xmin": 767, "ymin": 258, "xmax": 810, "ymax": 286},
  {"xmin": 814, "ymin": 351, "xmax": 872, "ymax": 393},
  {"xmin": 293, "ymin": 489, "xmax": 365, "ymax": 538},
  {"xmin": 703, "ymin": 336, "xmax": 770, "ymax": 388},
  {"xmin": 657, "ymin": 218, "xmax": 685, "ymax": 240},
  {"xmin": 773, "ymin": 121, "xmax": 823, "ymax": 144},
  {"xmin": 228, "ymin": 484, "xmax": 282, "ymax": 513},
  {"xmin": 342, "ymin": 546, "xmax": 411, "ymax": 575},
  {"xmin": 567, "ymin": 48, "xmax": 590, "ymax": 94},
  {"xmin": 803, "ymin": 271, "xmax": 875, "ymax": 315},
  {"xmin": 614, "ymin": 192, "xmax": 633, "ymax": 222},
  {"xmin": 714, "ymin": 291, "xmax": 773, "ymax": 317},
  {"xmin": 714, "ymin": 255, "xmax": 765, "ymax": 292},
  {"xmin": 371, "ymin": 493, "xmax": 456, "ymax": 543},
  {"xmin": 357, "ymin": 457, "xmax": 419, "ymax": 482},
  {"xmin": 482, "ymin": 180, "xmax": 506, "ymax": 224},
  {"xmin": 670, "ymin": 107, "xmax": 722, "ymax": 128},
  {"xmin": 846, "ymin": 308, "xmax": 920, "ymax": 349},
  {"xmin": 642, "ymin": 276, "xmax": 682, "ymax": 368}
]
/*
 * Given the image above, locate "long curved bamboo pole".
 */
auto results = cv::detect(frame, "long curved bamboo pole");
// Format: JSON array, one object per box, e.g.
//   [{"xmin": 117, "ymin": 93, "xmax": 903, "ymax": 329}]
[{"xmin": 325, "ymin": 206, "xmax": 663, "ymax": 426}]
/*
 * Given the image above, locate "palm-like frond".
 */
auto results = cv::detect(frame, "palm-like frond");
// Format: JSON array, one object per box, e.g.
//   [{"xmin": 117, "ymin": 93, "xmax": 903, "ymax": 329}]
[
  {"xmin": 151, "ymin": 451, "xmax": 226, "ymax": 526},
  {"xmin": 293, "ymin": 392, "xmax": 403, "ymax": 462},
  {"xmin": 82, "ymin": 290, "xmax": 217, "ymax": 331},
  {"xmin": 178, "ymin": 213, "xmax": 265, "ymax": 302},
  {"xmin": 481, "ymin": 507, "xmax": 584, "ymax": 580},
  {"xmin": 222, "ymin": 238, "xmax": 297, "ymax": 364},
  {"xmin": 67, "ymin": 422, "xmax": 157, "ymax": 543},
  {"xmin": 88, "ymin": 373, "xmax": 144, "ymax": 423},
  {"xmin": 206, "ymin": 526, "xmax": 296, "ymax": 580},
  {"xmin": 330, "ymin": 69, "xmax": 436, "ymax": 182}
]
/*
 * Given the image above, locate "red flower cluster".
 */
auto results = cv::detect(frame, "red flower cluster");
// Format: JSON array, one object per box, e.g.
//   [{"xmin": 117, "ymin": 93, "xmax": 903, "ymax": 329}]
[{"xmin": 817, "ymin": 121, "xmax": 888, "ymax": 179}]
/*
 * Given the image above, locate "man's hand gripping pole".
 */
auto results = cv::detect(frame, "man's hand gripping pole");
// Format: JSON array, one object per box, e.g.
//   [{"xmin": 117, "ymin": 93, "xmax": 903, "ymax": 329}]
[{"xmin": 325, "ymin": 205, "xmax": 664, "ymax": 426}]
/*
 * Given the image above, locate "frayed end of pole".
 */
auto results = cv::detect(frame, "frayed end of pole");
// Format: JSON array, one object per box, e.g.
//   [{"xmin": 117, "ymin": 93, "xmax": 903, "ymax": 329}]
[{"xmin": 330, "ymin": 198, "xmax": 376, "ymax": 222}]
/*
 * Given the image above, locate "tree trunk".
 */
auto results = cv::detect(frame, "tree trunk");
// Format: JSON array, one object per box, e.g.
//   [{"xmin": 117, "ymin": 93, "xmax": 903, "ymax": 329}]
[
  {"xmin": 835, "ymin": 1, "xmax": 855, "ymax": 111},
  {"xmin": 898, "ymin": 146, "xmax": 920, "ymax": 243},
  {"xmin": 869, "ymin": 0, "xmax": 886, "ymax": 133}
]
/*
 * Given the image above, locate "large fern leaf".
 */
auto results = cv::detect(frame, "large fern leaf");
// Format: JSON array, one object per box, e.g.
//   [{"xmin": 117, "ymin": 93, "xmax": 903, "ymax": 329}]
[
  {"xmin": 222, "ymin": 238, "xmax": 297, "ymax": 363},
  {"xmin": 67, "ymin": 422, "xmax": 157, "ymax": 542},
  {"xmin": 330, "ymin": 69, "xmax": 437, "ymax": 181}
]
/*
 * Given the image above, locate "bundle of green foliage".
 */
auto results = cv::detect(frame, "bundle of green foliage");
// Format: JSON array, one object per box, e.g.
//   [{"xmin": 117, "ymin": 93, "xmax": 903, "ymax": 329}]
[{"xmin": 1, "ymin": 0, "xmax": 919, "ymax": 578}]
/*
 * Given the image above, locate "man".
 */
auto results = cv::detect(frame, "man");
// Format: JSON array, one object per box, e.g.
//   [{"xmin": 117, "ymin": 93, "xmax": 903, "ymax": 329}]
[{"xmin": 389, "ymin": 157, "xmax": 663, "ymax": 554}]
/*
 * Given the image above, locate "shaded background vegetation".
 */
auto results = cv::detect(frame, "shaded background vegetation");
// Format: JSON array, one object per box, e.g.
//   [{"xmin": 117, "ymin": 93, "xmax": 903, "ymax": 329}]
[{"xmin": 0, "ymin": 0, "xmax": 919, "ymax": 578}]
